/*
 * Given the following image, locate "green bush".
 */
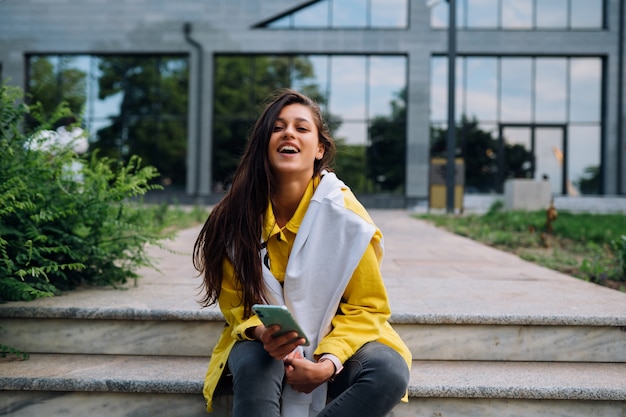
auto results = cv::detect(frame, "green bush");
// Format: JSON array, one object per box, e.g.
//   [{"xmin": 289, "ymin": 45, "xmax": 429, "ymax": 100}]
[
  {"xmin": 0, "ymin": 84, "xmax": 171, "ymax": 302},
  {"xmin": 613, "ymin": 235, "xmax": 626, "ymax": 279}
]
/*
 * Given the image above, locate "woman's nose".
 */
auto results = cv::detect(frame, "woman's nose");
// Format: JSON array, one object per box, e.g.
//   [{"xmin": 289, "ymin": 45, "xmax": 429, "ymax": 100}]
[{"xmin": 283, "ymin": 124, "xmax": 295, "ymax": 137}]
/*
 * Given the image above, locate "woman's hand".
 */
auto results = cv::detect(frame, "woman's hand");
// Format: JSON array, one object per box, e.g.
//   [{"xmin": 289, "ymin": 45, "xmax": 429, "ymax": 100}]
[
  {"xmin": 253, "ymin": 325, "xmax": 306, "ymax": 360},
  {"xmin": 283, "ymin": 351, "xmax": 336, "ymax": 393}
]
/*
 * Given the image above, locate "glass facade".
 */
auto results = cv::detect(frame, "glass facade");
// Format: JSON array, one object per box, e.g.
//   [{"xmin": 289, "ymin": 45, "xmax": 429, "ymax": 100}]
[
  {"xmin": 262, "ymin": 0, "xmax": 408, "ymax": 29},
  {"xmin": 213, "ymin": 54, "xmax": 407, "ymax": 195},
  {"xmin": 430, "ymin": 55, "xmax": 603, "ymax": 195},
  {"xmin": 431, "ymin": 0, "xmax": 605, "ymax": 29},
  {"xmin": 26, "ymin": 54, "xmax": 189, "ymax": 188}
]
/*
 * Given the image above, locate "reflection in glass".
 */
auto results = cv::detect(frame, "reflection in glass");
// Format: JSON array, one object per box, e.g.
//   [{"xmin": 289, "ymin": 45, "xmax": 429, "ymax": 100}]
[
  {"xmin": 430, "ymin": 0, "xmax": 466, "ymax": 28},
  {"xmin": 371, "ymin": 0, "xmax": 408, "ymax": 27},
  {"xmin": 569, "ymin": 125, "xmax": 601, "ymax": 194},
  {"xmin": 292, "ymin": 55, "xmax": 329, "ymax": 110},
  {"xmin": 467, "ymin": 0, "xmax": 498, "ymax": 28},
  {"xmin": 428, "ymin": 56, "xmax": 463, "ymax": 123},
  {"xmin": 430, "ymin": 1, "xmax": 448, "ymax": 28},
  {"xmin": 500, "ymin": 58, "xmax": 532, "ymax": 121},
  {"xmin": 294, "ymin": 0, "xmax": 329, "ymax": 27},
  {"xmin": 569, "ymin": 58, "xmax": 601, "ymax": 122},
  {"xmin": 430, "ymin": 57, "xmax": 448, "ymax": 122},
  {"xmin": 332, "ymin": 0, "xmax": 367, "ymax": 27},
  {"xmin": 535, "ymin": 127, "xmax": 564, "ymax": 194},
  {"xmin": 534, "ymin": 58, "xmax": 567, "ymax": 122},
  {"xmin": 27, "ymin": 54, "xmax": 190, "ymax": 187},
  {"xmin": 368, "ymin": 56, "xmax": 406, "ymax": 118},
  {"xmin": 465, "ymin": 58, "xmax": 498, "ymax": 123},
  {"xmin": 501, "ymin": 0, "xmax": 532, "ymax": 29},
  {"xmin": 503, "ymin": 127, "xmax": 530, "ymax": 148},
  {"xmin": 266, "ymin": 0, "xmax": 407, "ymax": 29},
  {"xmin": 536, "ymin": 0, "xmax": 567, "ymax": 28},
  {"xmin": 267, "ymin": 15, "xmax": 291, "ymax": 28},
  {"xmin": 570, "ymin": 0, "xmax": 603, "ymax": 28},
  {"xmin": 213, "ymin": 54, "xmax": 407, "ymax": 194},
  {"xmin": 330, "ymin": 56, "xmax": 367, "ymax": 121},
  {"xmin": 335, "ymin": 121, "xmax": 368, "ymax": 146}
]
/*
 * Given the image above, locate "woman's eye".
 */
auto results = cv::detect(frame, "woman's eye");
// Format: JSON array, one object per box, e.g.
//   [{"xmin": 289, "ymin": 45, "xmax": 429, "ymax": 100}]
[
  {"xmin": 297, "ymin": 127, "xmax": 309, "ymax": 132},
  {"xmin": 273, "ymin": 125, "xmax": 284, "ymax": 132}
]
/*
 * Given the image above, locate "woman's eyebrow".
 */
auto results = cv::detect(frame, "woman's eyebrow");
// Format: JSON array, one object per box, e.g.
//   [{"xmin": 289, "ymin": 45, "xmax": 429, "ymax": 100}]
[{"xmin": 275, "ymin": 116, "xmax": 311, "ymax": 124}]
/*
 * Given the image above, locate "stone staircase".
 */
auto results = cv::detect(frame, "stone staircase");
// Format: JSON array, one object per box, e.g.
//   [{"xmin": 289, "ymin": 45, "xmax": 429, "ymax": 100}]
[{"xmin": 1, "ymin": 211, "xmax": 626, "ymax": 416}]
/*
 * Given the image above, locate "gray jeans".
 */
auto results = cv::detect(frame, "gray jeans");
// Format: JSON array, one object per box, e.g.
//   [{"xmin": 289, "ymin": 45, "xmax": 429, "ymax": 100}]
[{"xmin": 227, "ymin": 340, "xmax": 409, "ymax": 417}]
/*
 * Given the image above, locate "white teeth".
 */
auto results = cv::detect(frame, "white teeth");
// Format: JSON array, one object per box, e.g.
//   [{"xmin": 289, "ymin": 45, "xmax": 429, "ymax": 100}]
[{"xmin": 278, "ymin": 145, "xmax": 299, "ymax": 153}]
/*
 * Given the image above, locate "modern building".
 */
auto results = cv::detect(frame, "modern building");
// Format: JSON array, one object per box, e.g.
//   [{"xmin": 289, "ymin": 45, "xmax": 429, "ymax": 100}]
[{"xmin": 0, "ymin": 0, "xmax": 623, "ymax": 207}]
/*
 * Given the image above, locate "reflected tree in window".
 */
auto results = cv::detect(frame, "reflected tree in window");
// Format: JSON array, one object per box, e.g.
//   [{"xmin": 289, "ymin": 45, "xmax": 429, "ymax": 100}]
[
  {"xmin": 28, "ymin": 56, "xmax": 86, "ymax": 125},
  {"xmin": 430, "ymin": 116, "xmax": 533, "ymax": 193},
  {"xmin": 93, "ymin": 56, "xmax": 189, "ymax": 186},
  {"xmin": 212, "ymin": 56, "xmax": 327, "ymax": 189},
  {"xmin": 367, "ymin": 88, "xmax": 406, "ymax": 192}
]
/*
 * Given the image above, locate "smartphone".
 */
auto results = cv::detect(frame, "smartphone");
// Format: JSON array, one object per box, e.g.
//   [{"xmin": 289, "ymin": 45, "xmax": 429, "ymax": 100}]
[{"xmin": 252, "ymin": 304, "xmax": 310, "ymax": 346}]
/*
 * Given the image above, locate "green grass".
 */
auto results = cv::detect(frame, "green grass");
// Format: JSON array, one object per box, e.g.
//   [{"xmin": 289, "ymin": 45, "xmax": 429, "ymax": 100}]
[
  {"xmin": 416, "ymin": 203, "xmax": 626, "ymax": 292},
  {"xmin": 151, "ymin": 203, "xmax": 211, "ymax": 233}
]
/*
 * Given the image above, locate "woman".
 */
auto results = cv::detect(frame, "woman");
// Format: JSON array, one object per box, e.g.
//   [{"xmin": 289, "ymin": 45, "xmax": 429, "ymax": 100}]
[{"xmin": 193, "ymin": 89, "xmax": 411, "ymax": 417}]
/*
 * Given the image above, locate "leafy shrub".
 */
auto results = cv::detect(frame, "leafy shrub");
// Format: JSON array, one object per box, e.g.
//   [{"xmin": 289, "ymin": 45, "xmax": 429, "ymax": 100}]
[
  {"xmin": 613, "ymin": 235, "xmax": 626, "ymax": 281},
  {"xmin": 0, "ymin": 84, "xmax": 171, "ymax": 302}
]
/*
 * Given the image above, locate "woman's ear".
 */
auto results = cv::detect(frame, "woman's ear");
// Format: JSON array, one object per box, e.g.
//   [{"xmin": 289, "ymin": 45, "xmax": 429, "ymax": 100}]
[{"xmin": 316, "ymin": 143, "xmax": 324, "ymax": 160}]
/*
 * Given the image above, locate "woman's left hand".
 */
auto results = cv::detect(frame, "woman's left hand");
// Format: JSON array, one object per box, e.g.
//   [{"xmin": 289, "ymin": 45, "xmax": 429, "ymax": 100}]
[{"xmin": 283, "ymin": 351, "xmax": 336, "ymax": 393}]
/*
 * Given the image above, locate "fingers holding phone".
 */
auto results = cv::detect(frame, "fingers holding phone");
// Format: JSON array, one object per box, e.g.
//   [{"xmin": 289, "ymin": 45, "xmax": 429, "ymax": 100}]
[{"xmin": 255, "ymin": 324, "xmax": 306, "ymax": 360}]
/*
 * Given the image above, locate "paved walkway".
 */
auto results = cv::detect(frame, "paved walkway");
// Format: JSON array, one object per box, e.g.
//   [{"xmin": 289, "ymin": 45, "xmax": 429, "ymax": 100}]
[{"xmin": 11, "ymin": 210, "xmax": 625, "ymax": 326}]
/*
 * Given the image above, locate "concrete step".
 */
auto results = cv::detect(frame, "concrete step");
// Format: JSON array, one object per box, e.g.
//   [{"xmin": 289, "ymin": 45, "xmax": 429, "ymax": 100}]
[
  {"xmin": 2, "ymin": 309, "xmax": 625, "ymax": 362},
  {"xmin": 2, "ymin": 354, "xmax": 625, "ymax": 417}
]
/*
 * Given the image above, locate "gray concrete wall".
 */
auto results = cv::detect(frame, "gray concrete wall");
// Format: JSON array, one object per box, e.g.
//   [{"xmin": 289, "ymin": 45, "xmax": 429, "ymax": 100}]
[{"xmin": 0, "ymin": 0, "xmax": 623, "ymax": 201}]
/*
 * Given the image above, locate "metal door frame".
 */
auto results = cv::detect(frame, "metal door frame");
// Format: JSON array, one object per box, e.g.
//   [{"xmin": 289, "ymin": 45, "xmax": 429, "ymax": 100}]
[{"xmin": 497, "ymin": 123, "xmax": 568, "ymax": 194}]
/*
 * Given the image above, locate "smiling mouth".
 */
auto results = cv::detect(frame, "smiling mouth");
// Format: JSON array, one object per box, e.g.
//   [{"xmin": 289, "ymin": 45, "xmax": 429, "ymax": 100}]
[{"xmin": 278, "ymin": 145, "xmax": 299, "ymax": 154}]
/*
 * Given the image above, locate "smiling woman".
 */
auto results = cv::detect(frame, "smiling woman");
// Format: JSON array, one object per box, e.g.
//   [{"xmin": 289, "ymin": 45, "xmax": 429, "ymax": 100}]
[{"xmin": 193, "ymin": 89, "xmax": 411, "ymax": 417}]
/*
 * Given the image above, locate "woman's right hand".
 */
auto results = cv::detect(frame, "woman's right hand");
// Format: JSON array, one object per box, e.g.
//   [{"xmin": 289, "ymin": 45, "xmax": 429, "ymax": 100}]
[{"xmin": 253, "ymin": 325, "xmax": 306, "ymax": 360}]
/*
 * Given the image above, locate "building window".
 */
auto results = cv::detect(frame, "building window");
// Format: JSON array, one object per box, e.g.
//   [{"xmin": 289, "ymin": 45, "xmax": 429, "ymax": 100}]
[
  {"xmin": 213, "ymin": 54, "xmax": 407, "ymax": 195},
  {"xmin": 26, "ymin": 54, "xmax": 189, "ymax": 188},
  {"xmin": 431, "ymin": 0, "xmax": 605, "ymax": 30},
  {"xmin": 430, "ymin": 55, "xmax": 602, "ymax": 195},
  {"xmin": 258, "ymin": 0, "xmax": 408, "ymax": 29}
]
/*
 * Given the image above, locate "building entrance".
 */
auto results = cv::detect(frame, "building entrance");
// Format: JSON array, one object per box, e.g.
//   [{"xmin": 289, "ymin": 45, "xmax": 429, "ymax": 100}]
[{"xmin": 498, "ymin": 124, "xmax": 568, "ymax": 195}]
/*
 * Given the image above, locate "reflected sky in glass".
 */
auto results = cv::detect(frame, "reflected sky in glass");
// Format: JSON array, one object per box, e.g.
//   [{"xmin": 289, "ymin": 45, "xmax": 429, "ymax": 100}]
[
  {"xmin": 371, "ymin": 0, "xmax": 408, "ymax": 27},
  {"xmin": 536, "ymin": 0, "xmax": 567, "ymax": 28},
  {"xmin": 467, "ymin": 0, "xmax": 498, "ymax": 28},
  {"xmin": 330, "ymin": 56, "xmax": 367, "ymax": 119},
  {"xmin": 569, "ymin": 58, "xmax": 601, "ymax": 122},
  {"xmin": 501, "ymin": 0, "xmax": 532, "ymax": 29},
  {"xmin": 430, "ymin": 54, "xmax": 602, "ymax": 194},
  {"xmin": 570, "ymin": 0, "xmax": 603, "ymax": 28},
  {"xmin": 293, "ymin": 0, "xmax": 329, "ymax": 27},
  {"xmin": 534, "ymin": 59, "xmax": 567, "ymax": 122},
  {"xmin": 500, "ymin": 58, "xmax": 532, "ymax": 121},
  {"xmin": 431, "ymin": 0, "xmax": 602, "ymax": 29},
  {"xmin": 267, "ymin": 0, "xmax": 407, "ymax": 28},
  {"xmin": 465, "ymin": 58, "xmax": 498, "ymax": 122},
  {"xmin": 332, "ymin": 0, "xmax": 367, "ymax": 27},
  {"xmin": 368, "ymin": 56, "xmax": 406, "ymax": 117}
]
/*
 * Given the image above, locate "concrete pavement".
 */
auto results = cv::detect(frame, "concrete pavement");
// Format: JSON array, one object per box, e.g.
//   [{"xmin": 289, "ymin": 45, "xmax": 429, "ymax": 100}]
[{"xmin": 7, "ymin": 209, "xmax": 624, "ymax": 327}]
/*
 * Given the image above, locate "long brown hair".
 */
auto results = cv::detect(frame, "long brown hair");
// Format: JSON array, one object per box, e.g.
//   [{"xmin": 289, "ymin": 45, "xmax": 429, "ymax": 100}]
[{"xmin": 193, "ymin": 89, "xmax": 335, "ymax": 316}]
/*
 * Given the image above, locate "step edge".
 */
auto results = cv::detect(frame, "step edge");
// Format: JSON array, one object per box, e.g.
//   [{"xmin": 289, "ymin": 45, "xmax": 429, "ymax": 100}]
[{"xmin": 2, "ymin": 307, "xmax": 625, "ymax": 326}]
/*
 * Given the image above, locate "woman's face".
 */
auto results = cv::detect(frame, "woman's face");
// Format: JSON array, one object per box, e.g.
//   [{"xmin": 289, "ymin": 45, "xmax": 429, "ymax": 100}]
[{"xmin": 267, "ymin": 103, "xmax": 324, "ymax": 180}]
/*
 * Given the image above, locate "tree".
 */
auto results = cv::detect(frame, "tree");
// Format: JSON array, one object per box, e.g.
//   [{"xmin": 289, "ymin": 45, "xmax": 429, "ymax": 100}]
[
  {"xmin": 27, "ymin": 56, "xmax": 87, "ymax": 127},
  {"xmin": 212, "ymin": 55, "xmax": 329, "ymax": 188},
  {"xmin": 431, "ymin": 116, "xmax": 533, "ymax": 193},
  {"xmin": 367, "ymin": 88, "xmax": 407, "ymax": 193},
  {"xmin": 576, "ymin": 165, "xmax": 600, "ymax": 195},
  {"xmin": 94, "ymin": 56, "xmax": 189, "ymax": 186}
]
